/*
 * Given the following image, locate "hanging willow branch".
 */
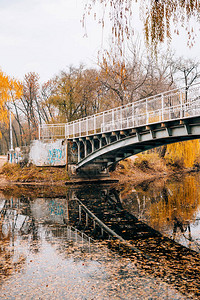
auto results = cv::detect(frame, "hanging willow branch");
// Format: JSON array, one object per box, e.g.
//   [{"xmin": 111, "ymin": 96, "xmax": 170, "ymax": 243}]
[{"xmin": 83, "ymin": 0, "xmax": 200, "ymax": 52}]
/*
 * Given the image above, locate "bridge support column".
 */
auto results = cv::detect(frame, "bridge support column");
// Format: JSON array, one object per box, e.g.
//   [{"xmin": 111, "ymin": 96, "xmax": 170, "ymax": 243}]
[
  {"xmin": 77, "ymin": 141, "xmax": 81, "ymax": 163},
  {"xmin": 89, "ymin": 137, "xmax": 95, "ymax": 152},
  {"xmin": 99, "ymin": 137, "xmax": 103, "ymax": 148},
  {"xmin": 102, "ymin": 133, "xmax": 111, "ymax": 145},
  {"xmin": 81, "ymin": 138, "xmax": 88, "ymax": 157}
]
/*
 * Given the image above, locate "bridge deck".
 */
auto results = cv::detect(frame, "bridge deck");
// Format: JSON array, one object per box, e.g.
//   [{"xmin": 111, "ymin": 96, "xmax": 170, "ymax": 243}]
[{"xmin": 39, "ymin": 83, "xmax": 200, "ymax": 140}]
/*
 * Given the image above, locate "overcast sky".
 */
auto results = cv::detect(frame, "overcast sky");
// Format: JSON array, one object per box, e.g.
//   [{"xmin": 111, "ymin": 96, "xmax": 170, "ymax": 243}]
[{"xmin": 0, "ymin": 0, "xmax": 199, "ymax": 83}]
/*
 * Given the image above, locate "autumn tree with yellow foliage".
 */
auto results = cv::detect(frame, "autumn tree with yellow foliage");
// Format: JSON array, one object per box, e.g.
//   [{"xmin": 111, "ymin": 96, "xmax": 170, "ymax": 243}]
[
  {"xmin": 149, "ymin": 175, "xmax": 200, "ymax": 232},
  {"xmin": 0, "ymin": 70, "xmax": 22, "ymax": 135},
  {"xmin": 166, "ymin": 140, "xmax": 200, "ymax": 168}
]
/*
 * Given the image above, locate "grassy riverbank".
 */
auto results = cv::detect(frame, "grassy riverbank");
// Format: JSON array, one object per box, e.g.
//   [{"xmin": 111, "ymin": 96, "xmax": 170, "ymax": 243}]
[
  {"xmin": 0, "ymin": 151, "xmax": 194, "ymax": 187},
  {"xmin": 0, "ymin": 163, "xmax": 69, "ymax": 186},
  {"xmin": 111, "ymin": 152, "xmax": 174, "ymax": 185}
]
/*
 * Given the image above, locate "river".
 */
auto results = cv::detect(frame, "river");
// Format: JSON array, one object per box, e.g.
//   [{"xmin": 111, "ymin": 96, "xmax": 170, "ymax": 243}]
[{"xmin": 0, "ymin": 173, "xmax": 199, "ymax": 299}]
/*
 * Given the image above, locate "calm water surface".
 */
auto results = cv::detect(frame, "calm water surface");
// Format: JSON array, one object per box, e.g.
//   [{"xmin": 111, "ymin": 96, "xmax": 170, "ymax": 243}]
[{"xmin": 0, "ymin": 174, "xmax": 199, "ymax": 299}]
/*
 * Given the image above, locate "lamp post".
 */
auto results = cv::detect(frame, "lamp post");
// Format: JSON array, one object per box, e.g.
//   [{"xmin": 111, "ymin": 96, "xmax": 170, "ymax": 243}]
[{"xmin": 9, "ymin": 102, "xmax": 14, "ymax": 163}]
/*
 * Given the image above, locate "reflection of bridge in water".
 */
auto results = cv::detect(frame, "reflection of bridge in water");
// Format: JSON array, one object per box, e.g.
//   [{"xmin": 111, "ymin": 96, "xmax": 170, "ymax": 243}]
[
  {"xmin": 69, "ymin": 186, "xmax": 200, "ymax": 298},
  {"xmin": 39, "ymin": 83, "xmax": 200, "ymax": 176},
  {"xmin": 0, "ymin": 197, "xmax": 94, "ymax": 254},
  {"xmin": 0, "ymin": 187, "xmax": 199, "ymax": 298}
]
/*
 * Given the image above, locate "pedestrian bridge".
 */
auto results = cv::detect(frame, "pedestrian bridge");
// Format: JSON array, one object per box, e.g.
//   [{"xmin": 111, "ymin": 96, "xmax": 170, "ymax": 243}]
[{"xmin": 39, "ymin": 83, "xmax": 200, "ymax": 175}]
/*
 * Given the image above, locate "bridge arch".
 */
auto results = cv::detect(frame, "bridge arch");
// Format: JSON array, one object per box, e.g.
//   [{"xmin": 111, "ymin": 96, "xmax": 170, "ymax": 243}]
[
  {"xmin": 39, "ymin": 82, "xmax": 200, "ymax": 176},
  {"xmin": 75, "ymin": 116, "xmax": 200, "ymax": 173}
]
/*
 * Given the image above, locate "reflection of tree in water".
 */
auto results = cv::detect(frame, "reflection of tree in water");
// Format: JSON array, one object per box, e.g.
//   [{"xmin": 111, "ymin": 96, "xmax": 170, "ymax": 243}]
[
  {"xmin": 148, "ymin": 176, "xmax": 200, "ymax": 230},
  {"xmin": 0, "ymin": 196, "xmax": 41, "ymax": 283},
  {"xmin": 121, "ymin": 176, "xmax": 200, "ymax": 250},
  {"xmin": 172, "ymin": 217, "xmax": 200, "ymax": 252},
  {"xmin": 15, "ymin": 197, "xmax": 40, "ymax": 253},
  {"xmin": 0, "ymin": 212, "xmax": 25, "ymax": 283}
]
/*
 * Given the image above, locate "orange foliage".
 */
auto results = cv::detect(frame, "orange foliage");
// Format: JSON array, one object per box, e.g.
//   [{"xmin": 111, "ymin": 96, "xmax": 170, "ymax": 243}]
[
  {"xmin": 149, "ymin": 176, "xmax": 200, "ymax": 230},
  {"xmin": 0, "ymin": 69, "xmax": 22, "ymax": 124},
  {"xmin": 166, "ymin": 140, "xmax": 200, "ymax": 168}
]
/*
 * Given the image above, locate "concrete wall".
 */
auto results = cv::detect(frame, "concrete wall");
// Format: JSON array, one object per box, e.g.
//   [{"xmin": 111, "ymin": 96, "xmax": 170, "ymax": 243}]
[
  {"xmin": 31, "ymin": 198, "xmax": 67, "ymax": 224},
  {"xmin": 67, "ymin": 141, "xmax": 78, "ymax": 164},
  {"xmin": 29, "ymin": 139, "xmax": 66, "ymax": 166}
]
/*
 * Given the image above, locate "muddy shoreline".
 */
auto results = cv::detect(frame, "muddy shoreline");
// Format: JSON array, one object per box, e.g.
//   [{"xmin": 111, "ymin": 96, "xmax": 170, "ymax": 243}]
[
  {"xmin": 0, "ymin": 163, "xmax": 197, "ymax": 192},
  {"xmin": 0, "ymin": 151, "xmax": 199, "ymax": 197}
]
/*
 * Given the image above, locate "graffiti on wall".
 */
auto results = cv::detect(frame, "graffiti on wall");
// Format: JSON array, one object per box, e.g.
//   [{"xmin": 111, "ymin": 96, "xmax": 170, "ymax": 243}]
[
  {"xmin": 29, "ymin": 139, "xmax": 66, "ymax": 166},
  {"xmin": 49, "ymin": 200, "xmax": 64, "ymax": 216},
  {"xmin": 47, "ymin": 148, "xmax": 63, "ymax": 164}
]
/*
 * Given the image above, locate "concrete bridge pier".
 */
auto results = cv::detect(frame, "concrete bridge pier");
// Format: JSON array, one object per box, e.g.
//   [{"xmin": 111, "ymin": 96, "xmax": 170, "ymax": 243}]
[
  {"xmin": 67, "ymin": 139, "xmax": 109, "ymax": 179},
  {"xmin": 67, "ymin": 130, "xmax": 140, "ymax": 178}
]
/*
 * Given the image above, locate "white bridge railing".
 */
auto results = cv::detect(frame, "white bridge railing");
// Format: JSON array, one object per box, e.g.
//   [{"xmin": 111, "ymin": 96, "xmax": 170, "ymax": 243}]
[{"xmin": 39, "ymin": 82, "xmax": 200, "ymax": 140}]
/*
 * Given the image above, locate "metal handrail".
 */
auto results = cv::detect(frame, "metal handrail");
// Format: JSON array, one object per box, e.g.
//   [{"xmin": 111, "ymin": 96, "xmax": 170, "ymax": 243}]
[{"xmin": 39, "ymin": 82, "xmax": 200, "ymax": 140}]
